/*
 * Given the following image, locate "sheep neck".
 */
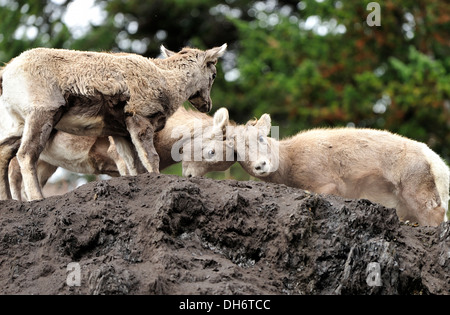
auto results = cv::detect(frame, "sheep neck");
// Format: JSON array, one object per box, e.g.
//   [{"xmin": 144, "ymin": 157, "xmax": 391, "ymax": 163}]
[{"xmin": 152, "ymin": 58, "xmax": 201, "ymax": 104}]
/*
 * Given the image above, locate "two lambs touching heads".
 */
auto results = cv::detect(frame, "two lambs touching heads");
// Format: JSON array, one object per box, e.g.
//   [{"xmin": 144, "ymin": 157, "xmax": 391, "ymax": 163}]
[
  {"xmin": 0, "ymin": 44, "xmax": 226, "ymax": 200},
  {"xmin": 182, "ymin": 108, "xmax": 449, "ymax": 227}
]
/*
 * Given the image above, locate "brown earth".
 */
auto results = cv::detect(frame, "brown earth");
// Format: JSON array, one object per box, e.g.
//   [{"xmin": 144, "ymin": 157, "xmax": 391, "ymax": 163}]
[{"xmin": 0, "ymin": 173, "xmax": 449, "ymax": 295}]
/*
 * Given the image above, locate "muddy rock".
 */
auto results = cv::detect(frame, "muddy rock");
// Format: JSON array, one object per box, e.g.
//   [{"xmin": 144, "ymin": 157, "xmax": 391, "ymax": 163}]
[{"xmin": 0, "ymin": 173, "xmax": 448, "ymax": 294}]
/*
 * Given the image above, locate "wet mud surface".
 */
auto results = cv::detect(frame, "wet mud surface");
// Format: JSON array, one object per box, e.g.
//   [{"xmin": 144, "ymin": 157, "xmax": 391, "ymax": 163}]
[{"xmin": 0, "ymin": 173, "xmax": 448, "ymax": 294}]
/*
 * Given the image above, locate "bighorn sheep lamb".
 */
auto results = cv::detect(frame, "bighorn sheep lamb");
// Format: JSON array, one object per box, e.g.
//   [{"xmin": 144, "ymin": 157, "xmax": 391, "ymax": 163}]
[
  {"xmin": 0, "ymin": 44, "xmax": 226, "ymax": 200},
  {"xmin": 183, "ymin": 109, "xmax": 449, "ymax": 227},
  {"xmin": 9, "ymin": 107, "xmax": 230, "ymax": 200}
]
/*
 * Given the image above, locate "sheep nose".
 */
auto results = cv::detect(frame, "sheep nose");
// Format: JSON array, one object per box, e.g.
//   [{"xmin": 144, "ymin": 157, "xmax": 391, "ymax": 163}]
[
  {"xmin": 187, "ymin": 174, "xmax": 192, "ymax": 178},
  {"xmin": 203, "ymin": 101, "xmax": 212, "ymax": 113},
  {"xmin": 255, "ymin": 161, "xmax": 266, "ymax": 170}
]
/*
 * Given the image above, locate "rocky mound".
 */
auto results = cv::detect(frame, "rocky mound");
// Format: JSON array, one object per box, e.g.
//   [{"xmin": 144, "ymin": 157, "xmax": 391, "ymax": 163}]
[{"xmin": 0, "ymin": 173, "xmax": 448, "ymax": 294}]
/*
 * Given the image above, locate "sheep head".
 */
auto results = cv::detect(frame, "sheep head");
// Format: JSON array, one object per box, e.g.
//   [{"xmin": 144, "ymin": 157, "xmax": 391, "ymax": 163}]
[{"xmin": 161, "ymin": 44, "xmax": 227, "ymax": 113}]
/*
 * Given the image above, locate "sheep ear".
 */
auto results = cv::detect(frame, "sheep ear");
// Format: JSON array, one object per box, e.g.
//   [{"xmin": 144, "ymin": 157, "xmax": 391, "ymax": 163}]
[
  {"xmin": 160, "ymin": 45, "xmax": 176, "ymax": 58},
  {"xmin": 256, "ymin": 114, "xmax": 271, "ymax": 135},
  {"xmin": 204, "ymin": 44, "xmax": 227, "ymax": 64},
  {"xmin": 213, "ymin": 107, "xmax": 229, "ymax": 131}
]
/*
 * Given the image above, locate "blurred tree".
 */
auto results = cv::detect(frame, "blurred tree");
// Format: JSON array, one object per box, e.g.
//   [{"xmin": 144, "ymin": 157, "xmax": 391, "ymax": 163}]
[{"xmin": 0, "ymin": 0, "xmax": 73, "ymax": 61}]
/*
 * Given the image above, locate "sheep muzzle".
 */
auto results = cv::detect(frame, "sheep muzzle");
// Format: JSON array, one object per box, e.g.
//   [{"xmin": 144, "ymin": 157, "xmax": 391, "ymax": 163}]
[{"xmin": 188, "ymin": 90, "xmax": 211, "ymax": 113}]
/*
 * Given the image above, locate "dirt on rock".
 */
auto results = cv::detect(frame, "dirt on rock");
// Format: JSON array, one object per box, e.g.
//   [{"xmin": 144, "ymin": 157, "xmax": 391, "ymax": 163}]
[{"xmin": 0, "ymin": 173, "xmax": 449, "ymax": 295}]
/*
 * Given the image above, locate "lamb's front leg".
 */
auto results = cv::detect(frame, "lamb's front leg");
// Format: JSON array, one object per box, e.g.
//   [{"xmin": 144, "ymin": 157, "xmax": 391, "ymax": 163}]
[
  {"xmin": 8, "ymin": 157, "xmax": 23, "ymax": 201},
  {"xmin": 125, "ymin": 114, "xmax": 160, "ymax": 174},
  {"xmin": 0, "ymin": 137, "xmax": 21, "ymax": 200},
  {"xmin": 17, "ymin": 109, "xmax": 63, "ymax": 201},
  {"xmin": 110, "ymin": 136, "xmax": 139, "ymax": 176}
]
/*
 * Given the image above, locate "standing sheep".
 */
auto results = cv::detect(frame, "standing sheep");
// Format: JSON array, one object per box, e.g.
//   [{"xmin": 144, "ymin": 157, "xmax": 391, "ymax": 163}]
[
  {"xmin": 0, "ymin": 44, "xmax": 226, "ymax": 200},
  {"xmin": 183, "ymin": 109, "xmax": 449, "ymax": 227}
]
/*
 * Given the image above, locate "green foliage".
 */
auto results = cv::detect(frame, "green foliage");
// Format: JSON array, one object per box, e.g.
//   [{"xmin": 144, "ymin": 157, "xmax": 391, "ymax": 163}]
[
  {"xmin": 0, "ymin": 0, "xmax": 72, "ymax": 62},
  {"xmin": 386, "ymin": 47, "xmax": 450, "ymax": 158}
]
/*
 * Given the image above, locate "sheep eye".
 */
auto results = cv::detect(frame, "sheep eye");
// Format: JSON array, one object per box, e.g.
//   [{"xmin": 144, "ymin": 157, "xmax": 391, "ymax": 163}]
[
  {"xmin": 179, "ymin": 147, "xmax": 183, "ymax": 154},
  {"xmin": 212, "ymin": 73, "xmax": 217, "ymax": 80},
  {"xmin": 207, "ymin": 149, "xmax": 215, "ymax": 158},
  {"xmin": 258, "ymin": 135, "xmax": 266, "ymax": 143}
]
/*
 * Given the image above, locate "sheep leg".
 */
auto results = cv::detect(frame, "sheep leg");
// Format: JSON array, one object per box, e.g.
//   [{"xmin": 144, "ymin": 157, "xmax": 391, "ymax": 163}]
[
  {"xmin": 125, "ymin": 115, "xmax": 160, "ymax": 174},
  {"xmin": 17, "ymin": 109, "xmax": 63, "ymax": 201},
  {"xmin": 0, "ymin": 137, "xmax": 21, "ymax": 200},
  {"xmin": 8, "ymin": 158, "xmax": 57, "ymax": 201},
  {"xmin": 110, "ymin": 136, "xmax": 139, "ymax": 176},
  {"xmin": 107, "ymin": 137, "xmax": 130, "ymax": 176},
  {"xmin": 37, "ymin": 160, "xmax": 58, "ymax": 190},
  {"xmin": 8, "ymin": 157, "xmax": 23, "ymax": 201}
]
